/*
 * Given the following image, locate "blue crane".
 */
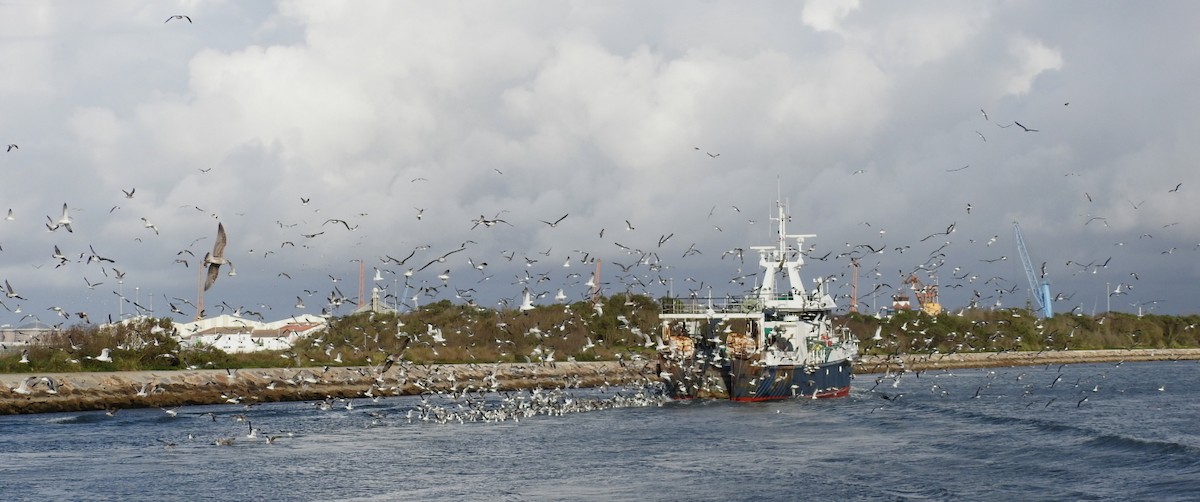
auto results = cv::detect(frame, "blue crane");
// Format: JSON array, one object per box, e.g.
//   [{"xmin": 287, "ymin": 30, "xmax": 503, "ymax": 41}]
[{"xmin": 1013, "ymin": 221, "xmax": 1052, "ymax": 318}]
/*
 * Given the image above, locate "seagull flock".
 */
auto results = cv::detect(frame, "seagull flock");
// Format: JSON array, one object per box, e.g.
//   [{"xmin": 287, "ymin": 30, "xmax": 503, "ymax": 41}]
[
  {"xmin": 6, "ymin": 360, "xmax": 667, "ymax": 449},
  {"xmin": 865, "ymin": 355, "xmax": 1177, "ymax": 415}
]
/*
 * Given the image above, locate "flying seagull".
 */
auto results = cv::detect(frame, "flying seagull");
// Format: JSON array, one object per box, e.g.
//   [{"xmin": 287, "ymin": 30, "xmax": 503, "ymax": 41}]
[
  {"xmin": 11, "ymin": 376, "xmax": 42, "ymax": 395},
  {"xmin": 539, "ymin": 214, "xmax": 568, "ymax": 227},
  {"xmin": 165, "ymin": 15, "xmax": 192, "ymax": 23},
  {"xmin": 4, "ymin": 280, "xmax": 26, "ymax": 300},
  {"xmin": 141, "ymin": 218, "xmax": 159, "ymax": 235},
  {"xmin": 203, "ymin": 222, "xmax": 231, "ymax": 291},
  {"xmin": 1014, "ymin": 121, "xmax": 1039, "ymax": 132},
  {"xmin": 50, "ymin": 203, "xmax": 73, "ymax": 233}
]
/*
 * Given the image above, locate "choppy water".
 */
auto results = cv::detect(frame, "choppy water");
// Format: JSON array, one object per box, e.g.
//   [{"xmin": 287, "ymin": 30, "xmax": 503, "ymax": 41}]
[{"xmin": 2, "ymin": 360, "xmax": 1198, "ymax": 501}]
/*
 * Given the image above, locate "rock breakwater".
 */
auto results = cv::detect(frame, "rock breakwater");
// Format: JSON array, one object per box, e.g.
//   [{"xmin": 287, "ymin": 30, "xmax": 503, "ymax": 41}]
[
  {"xmin": 5, "ymin": 349, "xmax": 1199, "ymax": 415},
  {"xmin": 0, "ymin": 360, "xmax": 655, "ymax": 415}
]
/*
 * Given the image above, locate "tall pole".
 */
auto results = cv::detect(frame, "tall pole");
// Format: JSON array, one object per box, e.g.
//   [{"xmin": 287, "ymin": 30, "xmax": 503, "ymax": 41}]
[
  {"xmin": 591, "ymin": 259, "xmax": 602, "ymax": 303},
  {"xmin": 357, "ymin": 259, "xmax": 365, "ymax": 311},
  {"xmin": 1106, "ymin": 282, "xmax": 1111, "ymax": 314},
  {"xmin": 850, "ymin": 258, "xmax": 860, "ymax": 313},
  {"xmin": 195, "ymin": 261, "xmax": 205, "ymax": 321}
]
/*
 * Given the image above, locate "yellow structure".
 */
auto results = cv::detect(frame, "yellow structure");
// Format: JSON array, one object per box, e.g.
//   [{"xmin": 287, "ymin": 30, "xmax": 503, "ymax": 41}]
[{"xmin": 906, "ymin": 274, "xmax": 942, "ymax": 315}]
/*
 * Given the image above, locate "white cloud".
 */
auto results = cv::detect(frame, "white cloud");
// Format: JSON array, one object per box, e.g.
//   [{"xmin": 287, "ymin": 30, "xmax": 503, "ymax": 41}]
[
  {"xmin": 0, "ymin": 1, "xmax": 1196, "ymax": 323},
  {"xmin": 1002, "ymin": 36, "xmax": 1063, "ymax": 96},
  {"xmin": 801, "ymin": 0, "xmax": 860, "ymax": 34}
]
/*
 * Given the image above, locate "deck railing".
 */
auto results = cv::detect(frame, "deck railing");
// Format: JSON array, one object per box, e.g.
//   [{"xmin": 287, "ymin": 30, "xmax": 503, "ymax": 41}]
[
  {"xmin": 660, "ymin": 292, "xmax": 825, "ymax": 315},
  {"xmin": 661, "ymin": 297, "xmax": 746, "ymax": 315}
]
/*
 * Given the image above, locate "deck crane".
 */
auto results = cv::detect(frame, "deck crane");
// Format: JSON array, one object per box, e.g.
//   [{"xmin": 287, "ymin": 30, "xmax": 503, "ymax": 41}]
[{"xmin": 1013, "ymin": 221, "xmax": 1052, "ymax": 318}]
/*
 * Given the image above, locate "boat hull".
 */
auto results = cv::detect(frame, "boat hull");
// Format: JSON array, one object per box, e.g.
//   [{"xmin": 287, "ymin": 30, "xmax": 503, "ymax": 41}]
[
  {"xmin": 727, "ymin": 358, "xmax": 852, "ymax": 401},
  {"xmin": 659, "ymin": 356, "xmax": 853, "ymax": 401}
]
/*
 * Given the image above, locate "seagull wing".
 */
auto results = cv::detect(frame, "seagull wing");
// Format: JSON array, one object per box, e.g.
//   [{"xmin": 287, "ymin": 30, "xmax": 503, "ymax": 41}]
[
  {"xmin": 212, "ymin": 223, "xmax": 227, "ymax": 257},
  {"xmin": 204, "ymin": 257, "xmax": 221, "ymax": 291}
]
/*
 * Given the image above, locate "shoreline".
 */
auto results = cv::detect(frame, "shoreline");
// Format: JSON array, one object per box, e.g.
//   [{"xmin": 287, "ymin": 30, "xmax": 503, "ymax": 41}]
[
  {"xmin": 854, "ymin": 348, "xmax": 1200, "ymax": 373},
  {"xmin": 4, "ymin": 349, "xmax": 1199, "ymax": 415},
  {"xmin": 0, "ymin": 360, "xmax": 655, "ymax": 415}
]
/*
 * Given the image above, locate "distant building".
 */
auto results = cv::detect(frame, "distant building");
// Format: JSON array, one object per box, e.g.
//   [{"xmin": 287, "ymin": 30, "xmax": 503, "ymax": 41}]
[
  {"xmin": 0, "ymin": 320, "xmax": 58, "ymax": 346},
  {"xmin": 353, "ymin": 287, "xmax": 397, "ymax": 315},
  {"xmin": 173, "ymin": 314, "xmax": 327, "ymax": 354}
]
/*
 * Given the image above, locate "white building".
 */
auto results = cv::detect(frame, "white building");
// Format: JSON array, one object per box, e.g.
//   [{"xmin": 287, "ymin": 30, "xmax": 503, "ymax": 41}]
[
  {"xmin": 173, "ymin": 314, "xmax": 327, "ymax": 354},
  {"xmin": 0, "ymin": 320, "xmax": 56, "ymax": 347}
]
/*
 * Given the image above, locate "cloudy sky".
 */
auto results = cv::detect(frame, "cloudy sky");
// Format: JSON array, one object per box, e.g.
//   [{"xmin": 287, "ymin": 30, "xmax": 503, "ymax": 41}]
[{"xmin": 1, "ymin": 0, "xmax": 1197, "ymax": 328}]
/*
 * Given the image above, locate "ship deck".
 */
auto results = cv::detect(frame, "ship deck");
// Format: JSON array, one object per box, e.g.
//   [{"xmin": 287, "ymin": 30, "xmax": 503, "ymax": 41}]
[
  {"xmin": 659, "ymin": 297, "xmax": 757, "ymax": 320},
  {"xmin": 659, "ymin": 294, "xmax": 830, "ymax": 320}
]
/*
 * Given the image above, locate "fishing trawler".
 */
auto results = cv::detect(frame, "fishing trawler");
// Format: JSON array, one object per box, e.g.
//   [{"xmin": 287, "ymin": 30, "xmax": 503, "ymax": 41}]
[{"xmin": 657, "ymin": 200, "xmax": 858, "ymax": 401}]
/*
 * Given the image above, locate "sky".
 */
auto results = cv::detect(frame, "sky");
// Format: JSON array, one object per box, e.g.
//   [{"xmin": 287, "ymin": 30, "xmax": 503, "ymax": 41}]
[{"xmin": 1, "ymin": 0, "xmax": 1198, "ymax": 328}]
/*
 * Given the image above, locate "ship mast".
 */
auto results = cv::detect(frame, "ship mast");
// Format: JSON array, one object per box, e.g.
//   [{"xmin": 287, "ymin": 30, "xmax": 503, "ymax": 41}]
[{"xmin": 753, "ymin": 200, "xmax": 814, "ymax": 302}]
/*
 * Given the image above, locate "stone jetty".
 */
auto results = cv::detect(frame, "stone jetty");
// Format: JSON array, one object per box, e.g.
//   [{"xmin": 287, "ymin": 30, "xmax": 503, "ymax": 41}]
[
  {"xmin": 4, "ymin": 349, "xmax": 1199, "ymax": 415},
  {"xmin": 0, "ymin": 360, "xmax": 656, "ymax": 415}
]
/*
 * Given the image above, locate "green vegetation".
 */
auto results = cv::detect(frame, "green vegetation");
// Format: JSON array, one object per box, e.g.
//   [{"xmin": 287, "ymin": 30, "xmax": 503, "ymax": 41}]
[
  {"xmin": 844, "ymin": 308, "xmax": 1200, "ymax": 355},
  {"xmin": 0, "ymin": 294, "xmax": 661, "ymax": 373},
  {"xmin": 2, "ymin": 297, "xmax": 1198, "ymax": 374}
]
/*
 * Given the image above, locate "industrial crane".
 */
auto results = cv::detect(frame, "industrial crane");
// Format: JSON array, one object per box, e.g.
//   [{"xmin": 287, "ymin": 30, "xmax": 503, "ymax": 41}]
[
  {"xmin": 1013, "ymin": 221, "xmax": 1052, "ymax": 318},
  {"xmin": 905, "ymin": 274, "xmax": 942, "ymax": 315}
]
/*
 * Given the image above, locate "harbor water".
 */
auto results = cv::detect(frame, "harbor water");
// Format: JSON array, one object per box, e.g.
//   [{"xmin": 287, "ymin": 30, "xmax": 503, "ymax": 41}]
[{"xmin": 2, "ymin": 359, "xmax": 1198, "ymax": 501}]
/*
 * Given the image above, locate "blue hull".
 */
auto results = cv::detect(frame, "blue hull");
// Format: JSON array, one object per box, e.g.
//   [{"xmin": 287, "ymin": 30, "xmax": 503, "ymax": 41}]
[
  {"xmin": 727, "ymin": 359, "xmax": 852, "ymax": 401},
  {"xmin": 659, "ymin": 357, "xmax": 853, "ymax": 401}
]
